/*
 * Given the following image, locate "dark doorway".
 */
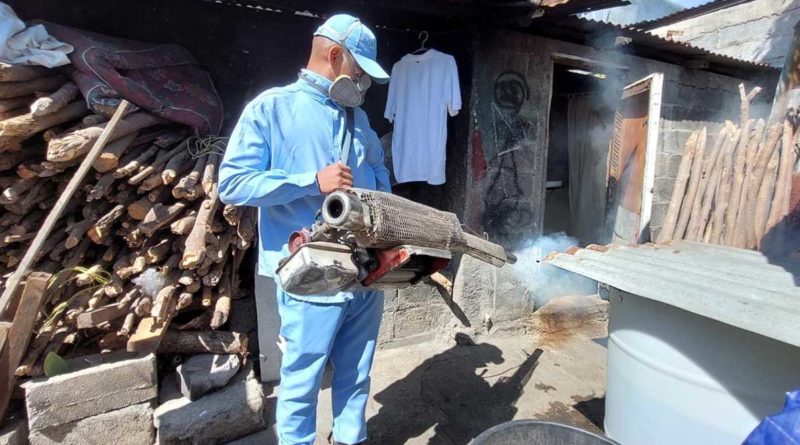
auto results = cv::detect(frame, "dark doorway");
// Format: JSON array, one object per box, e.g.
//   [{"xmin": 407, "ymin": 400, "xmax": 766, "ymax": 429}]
[{"xmin": 544, "ymin": 63, "xmax": 620, "ymax": 245}]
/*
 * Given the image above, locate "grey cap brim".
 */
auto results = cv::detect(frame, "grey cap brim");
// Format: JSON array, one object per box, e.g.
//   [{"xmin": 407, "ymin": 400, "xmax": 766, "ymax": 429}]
[{"xmin": 353, "ymin": 53, "xmax": 390, "ymax": 84}]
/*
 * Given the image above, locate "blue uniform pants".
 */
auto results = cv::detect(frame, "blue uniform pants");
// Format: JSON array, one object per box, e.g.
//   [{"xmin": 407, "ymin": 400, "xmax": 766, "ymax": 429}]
[{"xmin": 275, "ymin": 287, "xmax": 384, "ymax": 445}]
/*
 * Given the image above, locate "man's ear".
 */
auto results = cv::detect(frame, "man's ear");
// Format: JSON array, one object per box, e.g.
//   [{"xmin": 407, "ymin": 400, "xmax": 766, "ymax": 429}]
[{"xmin": 328, "ymin": 45, "xmax": 343, "ymax": 66}]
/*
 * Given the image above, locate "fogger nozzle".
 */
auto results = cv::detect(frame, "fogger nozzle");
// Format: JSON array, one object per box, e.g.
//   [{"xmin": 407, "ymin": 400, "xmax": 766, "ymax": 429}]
[{"xmin": 322, "ymin": 189, "xmax": 515, "ymax": 267}]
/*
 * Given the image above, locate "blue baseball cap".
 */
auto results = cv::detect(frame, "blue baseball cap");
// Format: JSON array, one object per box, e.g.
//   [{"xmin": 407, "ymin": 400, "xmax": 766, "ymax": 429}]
[{"xmin": 314, "ymin": 14, "xmax": 390, "ymax": 84}]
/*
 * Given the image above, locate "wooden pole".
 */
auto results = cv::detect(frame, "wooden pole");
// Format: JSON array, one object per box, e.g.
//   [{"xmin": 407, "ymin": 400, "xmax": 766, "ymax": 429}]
[
  {"xmin": 657, "ymin": 131, "xmax": 698, "ymax": 243},
  {"xmin": 0, "ymin": 100, "xmax": 132, "ymax": 317}
]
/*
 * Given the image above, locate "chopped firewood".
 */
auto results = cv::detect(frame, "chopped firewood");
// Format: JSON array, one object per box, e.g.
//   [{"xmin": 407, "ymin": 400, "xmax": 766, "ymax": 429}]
[
  {"xmin": 88, "ymin": 204, "xmax": 126, "ymax": 244},
  {"xmin": 202, "ymin": 260, "xmax": 227, "ymax": 287},
  {"xmin": 127, "ymin": 197, "xmax": 153, "ymax": 221},
  {"xmin": 47, "ymin": 112, "xmax": 167, "ymax": 163},
  {"xmin": 173, "ymin": 155, "xmax": 205, "ymax": 198},
  {"xmin": 0, "ymin": 75, "xmax": 65, "ymax": 99},
  {"xmin": 146, "ymin": 238, "xmax": 172, "ymax": 264},
  {"xmin": 223, "ymin": 204, "xmax": 241, "ymax": 226},
  {"xmin": 162, "ymin": 252, "xmax": 181, "ymax": 273},
  {"xmin": 65, "ymin": 219, "xmax": 94, "ymax": 249},
  {"xmin": 170, "ymin": 211, "xmax": 197, "ymax": 235},
  {"xmin": 0, "ymin": 150, "xmax": 30, "ymax": 172},
  {"xmin": 183, "ymin": 183, "xmax": 205, "ymax": 201},
  {"xmin": 29, "ymin": 82, "xmax": 81, "ymax": 117},
  {"xmin": 201, "ymin": 286, "xmax": 213, "ymax": 307},
  {"xmin": 162, "ymin": 149, "xmax": 192, "ymax": 185},
  {"xmin": 139, "ymin": 202, "xmax": 187, "ymax": 237},
  {"xmin": 0, "ymin": 212, "xmax": 23, "ymax": 227},
  {"xmin": 175, "ymin": 292, "xmax": 194, "ymax": 311},
  {"xmin": 181, "ymin": 183, "xmax": 219, "ymax": 269},
  {"xmin": 128, "ymin": 139, "xmax": 188, "ymax": 185},
  {"xmin": 211, "ymin": 263, "xmax": 233, "ymax": 329},
  {"xmin": 158, "ymin": 330, "xmax": 248, "ymax": 355},
  {"xmin": 6, "ymin": 180, "xmax": 52, "ymax": 215},
  {"xmin": 87, "ymin": 172, "xmax": 117, "ymax": 201},
  {"xmin": 93, "ymin": 132, "xmax": 139, "ymax": 173},
  {"xmin": 151, "ymin": 270, "xmax": 180, "ymax": 322},
  {"xmin": 154, "ymin": 128, "xmax": 189, "ymax": 147},
  {"xmin": 0, "ymin": 177, "xmax": 36, "ymax": 205},
  {"xmin": 101, "ymin": 243, "xmax": 122, "ymax": 263},
  {"xmin": 147, "ymin": 185, "xmax": 172, "ymax": 204},
  {"xmin": 82, "ymin": 114, "xmax": 107, "ymax": 127},
  {"xmin": 0, "ymin": 63, "xmax": 49, "ymax": 82},
  {"xmin": 214, "ymin": 227, "xmax": 235, "ymax": 262},
  {"xmin": 114, "ymin": 143, "xmax": 159, "ymax": 178},
  {"xmin": 119, "ymin": 309, "xmax": 137, "ymax": 337},
  {"xmin": 0, "ymin": 96, "xmax": 34, "ymax": 113},
  {"xmin": 0, "ymin": 135, "xmax": 25, "ymax": 153},
  {"xmin": 137, "ymin": 171, "xmax": 166, "ymax": 193},
  {"xmin": 202, "ymin": 154, "xmax": 219, "ymax": 195},
  {"xmin": 237, "ymin": 207, "xmax": 256, "ymax": 250},
  {"xmin": 178, "ymin": 269, "xmax": 196, "ymax": 286},
  {"xmin": 64, "ymin": 238, "xmax": 92, "ymax": 269},
  {"xmin": 135, "ymin": 297, "xmax": 153, "ymax": 317}
]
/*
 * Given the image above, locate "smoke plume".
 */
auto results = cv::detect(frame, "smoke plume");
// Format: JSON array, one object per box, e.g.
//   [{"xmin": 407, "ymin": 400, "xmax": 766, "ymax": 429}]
[{"xmin": 511, "ymin": 233, "xmax": 598, "ymax": 308}]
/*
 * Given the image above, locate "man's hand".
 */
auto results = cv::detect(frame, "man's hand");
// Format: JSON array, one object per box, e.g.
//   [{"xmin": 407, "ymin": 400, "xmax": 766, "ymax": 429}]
[{"xmin": 316, "ymin": 163, "xmax": 353, "ymax": 194}]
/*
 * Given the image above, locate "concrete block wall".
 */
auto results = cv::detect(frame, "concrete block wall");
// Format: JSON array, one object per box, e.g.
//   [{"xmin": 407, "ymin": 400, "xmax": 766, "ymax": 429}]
[{"xmin": 651, "ymin": 0, "xmax": 800, "ymax": 68}]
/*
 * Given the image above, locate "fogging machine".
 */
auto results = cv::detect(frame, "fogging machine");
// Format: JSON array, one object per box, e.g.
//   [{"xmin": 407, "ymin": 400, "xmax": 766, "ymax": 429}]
[{"xmin": 276, "ymin": 188, "xmax": 517, "ymax": 296}]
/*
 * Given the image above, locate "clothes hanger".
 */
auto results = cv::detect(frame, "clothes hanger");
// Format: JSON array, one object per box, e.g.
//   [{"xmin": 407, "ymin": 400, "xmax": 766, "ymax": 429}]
[{"xmin": 411, "ymin": 31, "xmax": 430, "ymax": 55}]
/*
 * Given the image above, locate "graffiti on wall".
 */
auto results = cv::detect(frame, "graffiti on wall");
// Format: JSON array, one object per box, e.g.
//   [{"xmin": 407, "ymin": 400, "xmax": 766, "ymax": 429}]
[{"xmin": 481, "ymin": 69, "xmax": 538, "ymax": 247}]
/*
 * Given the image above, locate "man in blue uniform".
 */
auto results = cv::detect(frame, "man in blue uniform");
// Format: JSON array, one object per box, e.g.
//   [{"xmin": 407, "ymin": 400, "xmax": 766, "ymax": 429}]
[{"xmin": 219, "ymin": 14, "xmax": 391, "ymax": 445}]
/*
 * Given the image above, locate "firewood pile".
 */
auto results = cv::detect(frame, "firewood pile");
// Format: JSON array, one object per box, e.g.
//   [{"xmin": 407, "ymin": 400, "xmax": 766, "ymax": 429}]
[
  {"xmin": 658, "ymin": 84, "xmax": 799, "ymax": 249},
  {"xmin": 0, "ymin": 63, "xmax": 252, "ymax": 377}
]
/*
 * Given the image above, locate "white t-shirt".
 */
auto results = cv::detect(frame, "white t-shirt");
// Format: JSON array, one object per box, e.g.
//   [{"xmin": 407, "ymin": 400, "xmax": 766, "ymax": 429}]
[{"xmin": 384, "ymin": 49, "xmax": 461, "ymax": 185}]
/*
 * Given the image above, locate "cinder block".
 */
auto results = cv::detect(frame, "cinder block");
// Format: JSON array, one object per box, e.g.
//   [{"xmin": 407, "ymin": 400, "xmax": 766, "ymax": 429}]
[
  {"xmin": 25, "ymin": 353, "xmax": 157, "ymax": 431},
  {"xmin": 154, "ymin": 366, "xmax": 271, "ymax": 445},
  {"xmin": 28, "ymin": 402, "xmax": 154, "ymax": 445}
]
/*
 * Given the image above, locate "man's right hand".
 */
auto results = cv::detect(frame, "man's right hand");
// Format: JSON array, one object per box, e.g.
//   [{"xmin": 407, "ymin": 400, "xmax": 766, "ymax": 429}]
[{"xmin": 316, "ymin": 163, "xmax": 353, "ymax": 194}]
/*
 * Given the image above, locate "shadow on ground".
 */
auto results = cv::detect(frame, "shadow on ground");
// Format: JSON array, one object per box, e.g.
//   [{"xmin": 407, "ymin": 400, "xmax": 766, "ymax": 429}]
[{"xmin": 366, "ymin": 334, "xmax": 542, "ymax": 445}]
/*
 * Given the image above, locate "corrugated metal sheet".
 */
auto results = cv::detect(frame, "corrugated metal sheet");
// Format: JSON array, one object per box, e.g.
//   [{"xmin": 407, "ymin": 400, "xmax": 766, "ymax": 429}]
[
  {"xmin": 545, "ymin": 241, "xmax": 800, "ymax": 347},
  {"xmin": 634, "ymin": 0, "xmax": 754, "ymax": 30},
  {"xmin": 557, "ymin": 16, "xmax": 774, "ymax": 71}
]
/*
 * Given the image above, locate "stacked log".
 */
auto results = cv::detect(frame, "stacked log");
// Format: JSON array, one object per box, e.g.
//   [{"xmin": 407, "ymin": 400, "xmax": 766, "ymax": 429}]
[
  {"xmin": 658, "ymin": 84, "xmax": 800, "ymax": 249},
  {"xmin": 0, "ymin": 65, "xmax": 252, "ymax": 376}
]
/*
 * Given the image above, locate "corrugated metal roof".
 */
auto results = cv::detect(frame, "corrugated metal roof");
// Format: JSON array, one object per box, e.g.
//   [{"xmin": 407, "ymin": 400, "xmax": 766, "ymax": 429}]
[
  {"xmin": 552, "ymin": 16, "xmax": 775, "ymax": 72},
  {"xmin": 634, "ymin": 0, "xmax": 755, "ymax": 30},
  {"xmin": 544, "ymin": 241, "xmax": 800, "ymax": 347}
]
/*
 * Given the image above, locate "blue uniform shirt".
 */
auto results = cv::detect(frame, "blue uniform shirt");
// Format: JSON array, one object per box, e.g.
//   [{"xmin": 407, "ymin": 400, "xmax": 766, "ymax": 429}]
[{"xmin": 219, "ymin": 70, "xmax": 391, "ymax": 303}]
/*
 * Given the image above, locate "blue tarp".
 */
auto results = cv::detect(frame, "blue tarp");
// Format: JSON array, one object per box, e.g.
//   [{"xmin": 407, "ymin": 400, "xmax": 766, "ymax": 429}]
[{"xmin": 744, "ymin": 390, "xmax": 800, "ymax": 445}]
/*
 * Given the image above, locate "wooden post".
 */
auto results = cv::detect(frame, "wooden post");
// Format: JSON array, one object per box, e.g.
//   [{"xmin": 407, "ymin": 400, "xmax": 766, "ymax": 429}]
[
  {"xmin": 0, "ymin": 273, "xmax": 50, "ymax": 423},
  {"xmin": 0, "ymin": 100, "xmax": 132, "ymax": 317}
]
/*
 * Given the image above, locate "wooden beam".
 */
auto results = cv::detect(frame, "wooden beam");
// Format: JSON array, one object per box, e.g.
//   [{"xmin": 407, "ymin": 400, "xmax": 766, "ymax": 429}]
[
  {"xmin": 0, "ymin": 273, "xmax": 50, "ymax": 423},
  {"xmin": 0, "ymin": 100, "xmax": 132, "ymax": 317}
]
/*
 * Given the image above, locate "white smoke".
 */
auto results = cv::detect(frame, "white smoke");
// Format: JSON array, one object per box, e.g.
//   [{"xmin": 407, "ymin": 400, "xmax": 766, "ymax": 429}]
[{"xmin": 511, "ymin": 232, "xmax": 598, "ymax": 307}]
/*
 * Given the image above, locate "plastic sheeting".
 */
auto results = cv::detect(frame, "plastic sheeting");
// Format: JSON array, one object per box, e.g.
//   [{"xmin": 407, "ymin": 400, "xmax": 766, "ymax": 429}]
[
  {"xmin": 0, "ymin": 2, "xmax": 71, "ymax": 67},
  {"xmin": 744, "ymin": 390, "xmax": 800, "ymax": 445}
]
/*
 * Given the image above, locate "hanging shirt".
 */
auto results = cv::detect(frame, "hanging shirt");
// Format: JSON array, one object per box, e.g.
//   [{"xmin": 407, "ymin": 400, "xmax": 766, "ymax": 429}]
[
  {"xmin": 219, "ymin": 69, "xmax": 391, "ymax": 303},
  {"xmin": 384, "ymin": 49, "xmax": 461, "ymax": 185}
]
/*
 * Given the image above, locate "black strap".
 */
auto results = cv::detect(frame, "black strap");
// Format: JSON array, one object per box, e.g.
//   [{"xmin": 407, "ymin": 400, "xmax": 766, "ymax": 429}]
[{"xmin": 340, "ymin": 107, "xmax": 355, "ymax": 166}]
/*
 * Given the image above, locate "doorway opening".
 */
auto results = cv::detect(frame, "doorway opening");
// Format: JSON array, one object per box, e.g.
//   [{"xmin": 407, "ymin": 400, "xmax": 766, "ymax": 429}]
[{"xmin": 544, "ymin": 61, "xmax": 622, "ymax": 245}]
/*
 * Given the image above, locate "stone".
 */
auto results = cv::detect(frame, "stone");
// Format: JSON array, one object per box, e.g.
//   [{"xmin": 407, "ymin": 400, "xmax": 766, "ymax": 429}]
[
  {"xmin": 177, "ymin": 354, "xmax": 242, "ymax": 401},
  {"xmin": 28, "ymin": 402, "xmax": 154, "ymax": 445},
  {"xmin": 0, "ymin": 418, "xmax": 27, "ymax": 445},
  {"xmin": 24, "ymin": 352, "xmax": 157, "ymax": 431},
  {"xmin": 224, "ymin": 427, "xmax": 278, "ymax": 445},
  {"xmin": 154, "ymin": 365, "xmax": 272, "ymax": 444}
]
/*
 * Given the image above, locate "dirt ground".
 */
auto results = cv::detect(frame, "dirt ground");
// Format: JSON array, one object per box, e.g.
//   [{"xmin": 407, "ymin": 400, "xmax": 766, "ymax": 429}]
[{"xmin": 233, "ymin": 296, "xmax": 609, "ymax": 445}]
